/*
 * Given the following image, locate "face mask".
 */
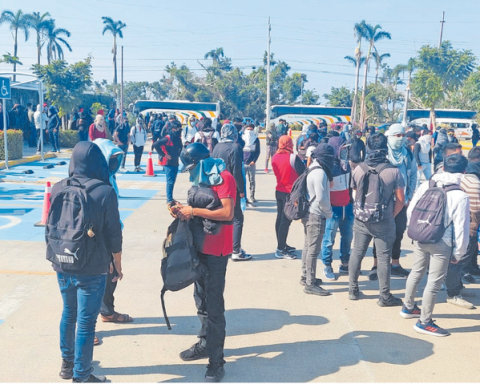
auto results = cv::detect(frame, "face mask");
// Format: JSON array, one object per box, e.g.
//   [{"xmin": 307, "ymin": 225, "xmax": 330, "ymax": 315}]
[
  {"xmin": 388, "ymin": 136, "xmax": 406, "ymax": 151},
  {"xmin": 424, "ymin": 134, "xmax": 432, "ymax": 141}
]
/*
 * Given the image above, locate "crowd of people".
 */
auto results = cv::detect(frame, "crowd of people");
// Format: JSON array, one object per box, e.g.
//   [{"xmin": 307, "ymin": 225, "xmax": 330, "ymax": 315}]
[{"xmin": 45, "ymin": 113, "xmax": 480, "ymax": 383}]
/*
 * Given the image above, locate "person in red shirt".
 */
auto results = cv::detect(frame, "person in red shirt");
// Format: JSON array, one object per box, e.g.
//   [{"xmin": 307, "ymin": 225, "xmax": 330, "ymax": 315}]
[
  {"xmin": 173, "ymin": 143, "xmax": 235, "ymax": 383},
  {"xmin": 271, "ymin": 135, "xmax": 306, "ymax": 259},
  {"xmin": 89, "ymin": 115, "xmax": 107, "ymax": 141}
]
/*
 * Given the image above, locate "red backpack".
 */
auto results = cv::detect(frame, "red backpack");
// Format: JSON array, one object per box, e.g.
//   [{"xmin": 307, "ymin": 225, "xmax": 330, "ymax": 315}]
[{"xmin": 159, "ymin": 135, "xmax": 173, "ymax": 166}]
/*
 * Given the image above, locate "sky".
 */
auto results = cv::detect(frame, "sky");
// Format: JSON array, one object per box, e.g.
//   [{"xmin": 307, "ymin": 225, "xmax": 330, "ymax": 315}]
[{"xmin": 1, "ymin": 0, "xmax": 479, "ymax": 104}]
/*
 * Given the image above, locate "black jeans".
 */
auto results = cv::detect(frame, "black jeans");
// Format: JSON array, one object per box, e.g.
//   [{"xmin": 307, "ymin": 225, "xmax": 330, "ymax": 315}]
[
  {"xmin": 100, "ymin": 265, "xmax": 118, "ymax": 316},
  {"xmin": 133, "ymin": 145, "xmax": 144, "ymax": 167},
  {"xmin": 446, "ymin": 235, "xmax": 477, "ymax": 297},
  {"xmin": 275, "ymin": 190, "xmax": 292, "ymax": 251},
  {"xmin": 118, "ymin": 144, "xmax": 128, "ymax": 168},
  {"xmin": 373, "ymin": 206, "xmax": 407, "ymax": 260},
  {"xmin": 194, "ymin": 253, "xmax": 228, "ymax": 366},
  {"xmin": 233, "ymin": 191, "xmax": 244, "ymax": 254}
]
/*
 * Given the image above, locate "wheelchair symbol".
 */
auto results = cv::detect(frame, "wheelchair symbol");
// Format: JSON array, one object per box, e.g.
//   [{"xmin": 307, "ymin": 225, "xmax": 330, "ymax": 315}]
[{"xmin": 1, "ymin": 81, "xmax": 9, "ymax": 97}]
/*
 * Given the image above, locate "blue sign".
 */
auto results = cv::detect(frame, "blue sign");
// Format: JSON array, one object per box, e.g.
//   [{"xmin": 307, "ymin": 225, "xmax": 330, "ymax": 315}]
[{"xmin": 0, "ymin": 77, "xmax": 11, "ymax": 99}]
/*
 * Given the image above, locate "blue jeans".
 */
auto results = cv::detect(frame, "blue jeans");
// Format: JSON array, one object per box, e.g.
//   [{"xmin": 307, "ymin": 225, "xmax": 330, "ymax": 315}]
[
  {"xmin": 57, "ymin": 273, "xmax": 107, "ymax": 381},
  {"xmin": 321, "ymin": 204, "xmax": 354, "ymax": 266},
  {"xmin": 49, "ymin": 129, "xmax": 60, "ymax": 151},
  {"xmin": 165, "ymin": 165, "xmax": 178, "ymax": 203},
  {"xmin": 78, "ymin": 130, "xmax": 88, "ymax": 142}
]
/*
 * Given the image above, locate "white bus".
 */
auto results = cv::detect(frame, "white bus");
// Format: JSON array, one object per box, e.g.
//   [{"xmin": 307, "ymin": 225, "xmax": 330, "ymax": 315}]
[
  {"xmin": 133, "ymin": 100, "xmax": 221, "ymax": 125},
  {"xmin": 399, "ymin": 109, "xmax": 477, "ymax": 139},
  {"xmin": 269, "ymin": 105, "xmax": 351, "ymax": 126}
]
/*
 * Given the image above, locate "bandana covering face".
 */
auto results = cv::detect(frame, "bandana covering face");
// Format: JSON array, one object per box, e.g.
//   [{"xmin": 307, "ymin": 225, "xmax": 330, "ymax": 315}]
[
  {"xmin": 243, "ymin": 129, "xmax": 257, "ymax": 152},
  {"xmin": 387, "ymin": 136, "xmax": 408, "ymax": 167},
  {"xmin": 312, "ymin": 143, "xmax": 335, "ymax": 181},
  {"xmin": 276, "ymin": 135, "xmax": 294, "ymax": 154}
]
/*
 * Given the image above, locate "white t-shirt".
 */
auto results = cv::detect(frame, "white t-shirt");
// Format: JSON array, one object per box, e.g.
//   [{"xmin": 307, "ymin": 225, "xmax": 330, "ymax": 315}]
[{"xmin": 194, "ymin": 130, "xmax": 220, "ymax": 142}]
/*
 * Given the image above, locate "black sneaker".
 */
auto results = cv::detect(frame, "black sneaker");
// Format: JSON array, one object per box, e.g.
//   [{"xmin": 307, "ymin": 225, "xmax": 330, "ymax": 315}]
[
  {"xmin": 377, "ymin": 295, "xmax": 403, "ymax": 307},
  {"xmin": 349, "ymin": 289, "xmax": 360, "ymax": 301},
  {"xmin": 368, "ymin": 267, "xmax": 378, "ymax": 281},
  {"xmin": 180, "ymin": 340, "xmax": 208, "ymax": 361},
  {"xmin": 391, "ymin": 264, "xmax": 410, "ymax": 278},
  {"xmin": 205, "ymin": 364, "xmax": 225, "ymax": 382},
  {"xmin": 462, "ymin": 273, "xmax": 475, "ymax": 284},
  {"xmin": 469, "ymin": 266, "xmax": 480, "ymax": 276},
  {"xmin": 285, "ymin": 244, "xmax": 296, "ymax": 252},
  {"xmin": 59, "ymin": 359, "xmax": 74, "ymax": 380},
  {"xmin": 299, "ymin": 276, "xmax": 322, "ymax": 286},
  {"xmin": 72, "ymin": 374, "xmax": 106, "ymax": 383},
  {"xmin": 304, "ymin": 284, "xmax": 331, "ymax": 296}
]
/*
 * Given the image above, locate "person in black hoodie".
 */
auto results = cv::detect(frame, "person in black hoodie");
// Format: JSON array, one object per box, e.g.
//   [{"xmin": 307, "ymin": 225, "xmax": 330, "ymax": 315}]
[
  {"xmin": 48, "ymin": 142, "xmax": 122, "ymax": 383},
  {"xmin": 348, "ymin": 130, "xmax": 366, "ymax": 170},
  {"xmin": 48, "ymin": 105, "xmax": 61, "ymax": 152},
  {"xmin": 212, "ymin": 123, "xmax": 252, "ymax": 261}
]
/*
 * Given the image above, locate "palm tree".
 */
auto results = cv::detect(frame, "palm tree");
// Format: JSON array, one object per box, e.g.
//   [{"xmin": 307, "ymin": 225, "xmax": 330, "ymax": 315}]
[
  {"xmin": 358, "ymin": 23, "xmax": 391, "ymax": 127},
  {"xmin": 390, "ymin": 64, "xmax": 407, "ymax": 120},
  {"xmin": 26, "ymin": 12, "xmax": 53, "ymax": 65},
  {"xmin": 44, "ymin": 21, "xmax": 72, "ymax": 64},
  {"xmin": 0, "ymin": 9, "xmax": 30, "ymax": 80},
  {"xmin": 102, "ymin": 16, "xmax": 126, "ymax": 85},
  {"xmin": 371, "ymin": 51, "xmax": 390, "ymax": 84},
  {"xmin": 0, "ymin": 52, "xmax": 23, "ymax": 66},
  {"xmin": 401, "ymin": 58, "xmax": 417, "ymax": 124},
  {"xmin": 351, "ymin": 20, "xmax": 367, "ymax": 123}
]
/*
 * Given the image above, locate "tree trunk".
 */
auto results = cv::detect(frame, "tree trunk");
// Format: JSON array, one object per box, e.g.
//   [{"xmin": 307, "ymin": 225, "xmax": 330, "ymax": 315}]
[
  {"xmin": 13, "ymin": 28, "xmax": 18, "ymax": 81},
  {"xmin": 430, "ymin": 108, "xmax": 436, "ymax": 132},
  {"xmin": 351, "ymin": 44, "xmax": 361, "ymax": 123},
  {"xmin": 375, "ymin": 64, "xmax": 379, "ymax": 84},
  {"xmin": 113, "ymin": 36, "xmax": 117, "ymax": 85},
  {"xmin": 37, "ymin": 32, "xmax": 41, "ymax": 65},
  {"xmin": 391, "ymin": 81, "xmax": 397, "ymax": 121},
  {"xmin": 359, "ymin": 43, "xmax": 372, "ymax": 129}
]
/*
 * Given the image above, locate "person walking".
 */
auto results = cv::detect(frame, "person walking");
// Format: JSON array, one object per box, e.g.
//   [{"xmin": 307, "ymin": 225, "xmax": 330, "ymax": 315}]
[
  {"xmin": 130, "ymin": 118, "xmax": 147, "ymax": 172},
  {"xmin": 414, "ymin": 128, "xmax": 433, "ymax": 188},
  {"xmin": 271, "ymin": 135, "xmax": 306, "ymax": 259},
  {"xmin": 348, "ymin": 130, "xmax": 366, "ymax": 170},
  {"xmin": 182, "ymin": 116, "xmax": 198, "ymax": 147},
  {"xmin": 47, "ymin": 105, "xmax": 61, "ymax": 152},
  {"xmin": 242, "ymin": 123, "xmax": 260, "ymax": 204},
  {"xmin": 402, "ymin": 154, "xmax": 470, "ymax": 336},
  {"xmin": 89, "ymin": 115, "xmax": 107, "ymax": 142},
  {"xmin": 212, "ymin": 124, "xmax": 252, "ymax": 261},
  {"xmin": 33, "ymin": 104, "xmax": 47, "ymax": 154},
  {"xmin": 348, "ymin": 133, "xmax": 405, "ymax": 306},
  {"xmin": 265, "ymin": 122, "xmax": 279, "ymax": 173},
  {"xmin": 301, "ymin": 143, "xmax": 334, "ymax": 296},
  {"xmin": 195, "ymin": 117, "xmax": 220, "ymax": 152},
  {"xmin": 471, "ymin": 123, "xmax": 479, "ymax": 147},
  {"xmin": 47, "ymin": 141, "xmax": 122, "ymax": 382},
  {"xmin": 113, "ymin": 116, "xmax": 130, "ymax": 172}
]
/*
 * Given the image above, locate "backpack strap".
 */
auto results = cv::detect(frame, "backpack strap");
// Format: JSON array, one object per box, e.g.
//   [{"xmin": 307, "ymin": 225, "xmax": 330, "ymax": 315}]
[{"xmin": 160, "ymin": 287, "xmax": 172, "ymax": 330}]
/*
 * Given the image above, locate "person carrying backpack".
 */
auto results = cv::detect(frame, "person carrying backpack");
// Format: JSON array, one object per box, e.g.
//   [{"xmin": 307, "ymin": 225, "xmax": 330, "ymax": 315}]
[
  {"xmin": 348, "ymin": 133, "xmax": 405, "ymax": 306},
  {"xmin": 47, "ymin": 141, "xmax": 122, "ymax": 383},
  {"xmin": 300, "ymin": 143, "xmax": 334, "ymax": 296},
  {"xmin": 242, "ymin": 123, "xmax": 260, "ymax": 204},
  {"xmin": 172, "ymin": 142, "xmax": 236, "ymax": 383},
  {"xmin": 402, "ymin": 154, "xmax": 470, "ymax": 337},
  {"xmin": 194, "ymin": 117, "xmax": 219, "ymax": 152}
]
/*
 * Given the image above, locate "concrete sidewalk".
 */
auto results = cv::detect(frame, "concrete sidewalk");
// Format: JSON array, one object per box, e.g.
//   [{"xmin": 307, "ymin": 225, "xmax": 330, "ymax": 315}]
[{"xmin": 1, "ymin": 141, "xmax": 480, "ymax": 382}]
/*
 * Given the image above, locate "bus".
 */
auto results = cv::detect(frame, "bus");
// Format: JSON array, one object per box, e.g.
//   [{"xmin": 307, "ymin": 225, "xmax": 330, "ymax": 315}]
[
  {"xmin": 133, "ymin": 100, "xmax": 221, "ymax": 125},
  {"xmin": 399, "ymin": 109, "xmax": 477, "ymax": 139},
  {"xmin": 269, "ymin": 105, "xmax": 351, "ymax": 126}
]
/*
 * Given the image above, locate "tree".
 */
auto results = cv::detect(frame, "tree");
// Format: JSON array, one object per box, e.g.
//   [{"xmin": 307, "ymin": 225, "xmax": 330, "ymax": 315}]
[
  {"xmin": 323, "ymin": 86, "xmax": 353, "ymax": 107},
  {"xmin": 44, "ymin": 20, "xmax": 71, "ymax": 64},
  {"xmin": 102, "ymin": 16, "xmax": 126, "ymax": 85},
  {"xmin": 0, "ymin": 52, "xmax": 23, "ymax": 66},
  {"xmin": 358, "ymin": 22, "xmax": 391, "ymax": 128},
  {"xmin": 26, "ymin": 12, "xmax": 52, "ymax": 65},
  {"xmin": 0, "ymin": 9, "xmax": 30, "ymax": 80},
  {"xmin": 350, "ymin": 20, "xmax": 367, "ymax": 122},
  {"xmin": 371, "ymin": 51, "xmax": 390, "ymax": 83},
  {"xmin": 390, "ymin": 64, "xmax": 406, "ymax": 119},
  {"xmin": 302, "ymin": 89, "xmax": 319, "ymax": 105}
]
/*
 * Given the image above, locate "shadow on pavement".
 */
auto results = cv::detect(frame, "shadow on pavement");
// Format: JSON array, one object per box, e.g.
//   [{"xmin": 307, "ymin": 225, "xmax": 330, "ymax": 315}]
[{"xmin": 92, "ymin": 330, "xmax": 433, "ymax": 382}]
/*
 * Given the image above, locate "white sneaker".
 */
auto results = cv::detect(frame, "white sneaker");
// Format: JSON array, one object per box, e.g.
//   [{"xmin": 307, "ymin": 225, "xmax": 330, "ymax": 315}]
[
  {"xmin": 231, "ymin": 250, "xmax": 252, "ymax": 261},
  {"xmin": 446, "ymin": 295, "xmax": 475, "ymax": 309}
]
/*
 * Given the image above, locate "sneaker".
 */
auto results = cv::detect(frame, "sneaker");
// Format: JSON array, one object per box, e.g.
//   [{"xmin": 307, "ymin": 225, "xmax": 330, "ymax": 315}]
[
  {"xmin": 323, "ymin": 266, "xmax": 336, "ymax": 281},
  {"xmin": 377, "ymin": 294, "xmax": 403, "ymax": 307},
  {"xmin": 72, "ymin": 374, "xmax": 107, "ymax": 383},
  {"xmin": 205, "ymin": 364, "xmax": 225, "ymax": 382},
  {"xmin": 36, "ymin": 151, "xmax": 41, "ymax": 155},
  {"xmin": 59, "ymin": 359, "xmax": 73, "ymax": 380},
  {"xmin": 299, "ymin": 276, "xmax": 323, "ymax": 286},
  {"xmin": 338, "ymin": 264, "xmax": 348, "ymax": 274},
  {"xmin": 368, "ymin": 266, "xmax": 378, "ymax": 281},
  {"xmin": 391, "ymin": 264, "xmax": 410, "ymax": 278},
  {"xmin": 119, "ymin": 167, "xmax": 127, "ymax": 173},
  {"xmin": 414, "ymin": 319, "xmax": 450, "ymax": 337},
  {"xmin": 250, "ymin": 197, "xmax": 257, "ymax": 203},
  {"xmin": 446, "ymin": 295, "xmax": 475, "ymax": 309},
  {"xmin": 246, "ymin": 199, "xmax": 254, "ymax": 206},
  {"xmin": 469, "ymin": 266, "xmax": 480, "ymax": 276},
  {"xmin": 460, "ymin": 288, "xmax": 476, "ymax": 297},
  {"xmin": 399, "ymin": 304, "xmax": 421, "ymax": 319},
  {"xmin": 180, "ymin": 340, "xmax": 208, "ymax": 361},
  {"xmin": 462, "ymin": 273, "xmax": 475, "ymax": 284},
  {"xmin": 349, "ymin": 289, "xmax": 360, "ymax": 301},
  {"xmin": 275, "ymin": 249, "xmax": 296, "ymax": 260},
  {"xmin": 285, "ymin": 244, "xmax": 296, "ymax": 253},
  {"xmin": 264, "ymin": 168, "xmax": 269, "ymax": 173},
  {"xmin": 304, "ymin": 284, "xmax": 331, "ymax": 296},
  {"xmin": 137, "ymin": 167, "xmax": 144, "ymax": 172},
  {"xmin": 231, "ymin": 250, "xmax": 252, "ymax": 261}
]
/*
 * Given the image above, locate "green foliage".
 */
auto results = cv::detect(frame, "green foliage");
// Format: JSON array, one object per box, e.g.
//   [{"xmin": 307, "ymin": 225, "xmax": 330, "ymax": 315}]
[
  {"xmin": 323, "ymin": 86, "xmax": 353, "ymax": 107},
  {"xmin": 0, "ymin": 130, "xmax": 23, "ymax": 160},
  {"xmin": 59, "ymin": 130, "xmax": 79, "ymax": 148},
  {"xmin": 411, "ymin": 69, "xmax": 444, "ymax": 109},
  {"xmin": 446, "ymin": 70, "xmax": 480, "ymax": 121},
  {"xmin": 91, "ymin": 102, "xmax": 106, "ymax": 116}
]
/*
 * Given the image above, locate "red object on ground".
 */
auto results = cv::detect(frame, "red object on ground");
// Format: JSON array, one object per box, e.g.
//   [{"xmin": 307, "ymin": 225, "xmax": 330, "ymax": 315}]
[
  {"xmin": 144, "ymin": 152, "xmax": 157, "ymax": 177},
  {"xmin": 35, "ymin": 181, "xmax": 52, "ymax": 227},
  {"xmin": 288, "ymin": 128, "xmax": 292, "ymax": 137}
]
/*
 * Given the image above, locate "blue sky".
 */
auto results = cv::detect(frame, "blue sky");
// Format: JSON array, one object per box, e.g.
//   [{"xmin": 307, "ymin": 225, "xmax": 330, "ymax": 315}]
[{"xmin": 1, "ymin": 0, "xmax": 479, "ymax": 103}]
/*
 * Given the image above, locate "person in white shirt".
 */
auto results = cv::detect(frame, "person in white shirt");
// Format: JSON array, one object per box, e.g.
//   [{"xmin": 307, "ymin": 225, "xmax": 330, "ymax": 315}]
[
  {"xmin": 33, "ymin": 104, "xmax": 48, "ymax": 154},
  {"xmin": 182, "ymin": 116, "xmax": 198, "ymax": 147},
  {"xmin": 130, "ymin": 118, "xmax": 147, "ymax": 172}
]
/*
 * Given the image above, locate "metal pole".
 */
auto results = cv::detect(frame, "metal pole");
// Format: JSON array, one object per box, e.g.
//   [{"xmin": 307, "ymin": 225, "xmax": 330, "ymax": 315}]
[
  {"xmin": 402, "ymin": 79, "xmax": 410, "ymax": 126},
  {"xmin": 439, "ymin": 11, "xmax": 445, "ymax": 48},
  {"xmin": 300, "ymin": 76, "xmax": 303, "ymax": 104},
  {"xmin": 39, "ymin": 80, "xmax": 44, "ymax": 161},
  {"xmin": 265, "ymin": 17, "xmax": 271, "ymax": 131},
  {"xmin": 120, "ymin": 46, "xmax": 124, "ymax": 119},
  {"xmin": 3, "ymin": 99, "xmax": 8, "ymax": 169}
]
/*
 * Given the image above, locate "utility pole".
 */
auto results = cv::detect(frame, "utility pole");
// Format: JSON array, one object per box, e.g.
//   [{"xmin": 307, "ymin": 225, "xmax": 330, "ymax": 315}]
[
  {"xmin": 439, "ymin": 11, "xmax": 445, "ymax": 48},
  {"xmin": 266, "ymin": 17, "xmax": 271, "ymax": 131},
  {"xmin": 120, "ymin": 46, "xmax": 124, "ymax": 118},
  {"xmin": 300, "ymin": 76, "xmax": 303, "ymax": 104}
]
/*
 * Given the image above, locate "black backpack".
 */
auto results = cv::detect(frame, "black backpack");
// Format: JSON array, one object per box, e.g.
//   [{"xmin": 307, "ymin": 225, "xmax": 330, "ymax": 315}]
[
  {"xmin": 353, "ymin": 162, "xmax": 394, "ymax": 223},
  {"xmin": 407, "ymin": 179, "xmax": 461, "ymax": 243},
  {"xmin": 284, "ymin": 166, "xmax": 321, "ymax": 221},
  {"xmin": 46, "ymin": 178, "xmax": 104, "ymax": 271},
  {"xmin": 160, "ymin": 218, "xmax": 207, "ymax": 330}
]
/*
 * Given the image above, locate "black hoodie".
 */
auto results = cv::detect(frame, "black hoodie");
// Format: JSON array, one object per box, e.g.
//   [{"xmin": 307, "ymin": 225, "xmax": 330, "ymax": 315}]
[{"xmin": 49, "ymin": 142, "xmax": 122, "ymax": 275}]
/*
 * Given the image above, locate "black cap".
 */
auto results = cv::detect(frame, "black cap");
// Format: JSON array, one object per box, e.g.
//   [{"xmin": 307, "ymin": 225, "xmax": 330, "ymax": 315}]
[{"xmin": 180, "ymin": 143, "xmax": 210, "ymax": 173}]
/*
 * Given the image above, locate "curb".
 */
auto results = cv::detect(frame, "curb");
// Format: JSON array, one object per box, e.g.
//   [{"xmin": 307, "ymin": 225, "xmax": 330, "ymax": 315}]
[{"xmin": 0, "ymin": 153, "xmax": 57, "ymax": 170}]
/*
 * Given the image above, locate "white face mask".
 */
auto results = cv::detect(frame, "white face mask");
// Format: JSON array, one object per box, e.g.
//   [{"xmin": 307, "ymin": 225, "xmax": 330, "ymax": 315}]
[{"xmin": 388, "ymin": 136, "xmax": 406, "ymax": 151}]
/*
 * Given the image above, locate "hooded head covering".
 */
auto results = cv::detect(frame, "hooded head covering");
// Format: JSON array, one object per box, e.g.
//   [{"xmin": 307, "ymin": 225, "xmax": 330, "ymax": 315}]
[
  {"xmin": 68, "ymin": 141, "xmax": 110, "ymax": 185},
  {"xmin": 94, "ymin": 114, "xmax": 105, "ymax": 132},
  {"xmin": 328, "ymin": 136, "xmax": 350, "ymax": 174},
  {"xmin": 220, "ymin": 123, "xmax": 238, "ymax": 143},
  {"xmin": 97, "ymin": 109, "xmax": 104, "ymax": 116},
  {"xmin": 48, "ymin": 105, "xmax": 57, "ymax": 116},
  {"xmin": 312, "ymin": 143, "xmax": 335, "ymax": 181},
  {"xmin": 277, "ymin": 135, "xmax": 294, "ymax": 154},
  {"xmin": 108, "ymin": 109, "xmax": 115, "ymax": 119},
  {"xmin": 385, "ymin": 123, "xmax": 407, "ymax": 167},
  {"xmin": 93, "ymin": 138, "xmax": 124, "ymax": 196},
  {"xmin": 189, "ymin": 157, "xmax": 226, "ymax": 187}
]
